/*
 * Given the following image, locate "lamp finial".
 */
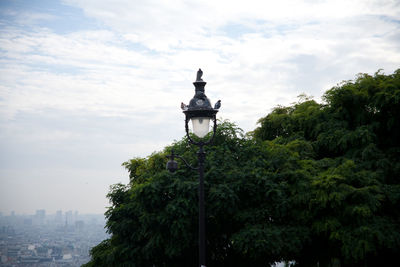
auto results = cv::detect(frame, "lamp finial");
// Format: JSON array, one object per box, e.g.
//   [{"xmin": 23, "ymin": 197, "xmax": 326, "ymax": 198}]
[{"xmin": 196, "ymin": 68, "xmax": 203, "ymax": 82}]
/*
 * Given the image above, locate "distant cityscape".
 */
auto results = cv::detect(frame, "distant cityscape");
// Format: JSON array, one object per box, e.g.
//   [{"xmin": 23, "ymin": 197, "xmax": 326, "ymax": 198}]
[{"xmin": 0, "ymin": 210, "xmax": 108, "ymax": 266}]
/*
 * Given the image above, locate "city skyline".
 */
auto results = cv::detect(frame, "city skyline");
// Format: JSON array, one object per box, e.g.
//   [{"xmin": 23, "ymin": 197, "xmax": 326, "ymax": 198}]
[
  {"xmin": 0, "ymin": 209, "xmax": 104, "ymax": 216},
  {"xmin": 1, "ymin": 0, "xmax": 399, "ymax": 214},
  {"xmin": 0, "ymin": 209, "xmax": 107, "ymax": 265}
]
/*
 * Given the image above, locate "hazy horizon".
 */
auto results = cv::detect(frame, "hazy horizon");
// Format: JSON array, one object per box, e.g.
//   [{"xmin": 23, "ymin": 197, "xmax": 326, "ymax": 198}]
[{"xmin": 0, "ymin": 209, "xmax": 106, "ymax": 216}]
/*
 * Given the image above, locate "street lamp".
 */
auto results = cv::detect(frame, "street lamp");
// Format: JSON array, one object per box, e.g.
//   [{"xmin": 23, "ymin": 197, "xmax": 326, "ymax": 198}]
[{"xmin": 166, "ymin": 69, "xmax": 221, "ymax": 267}]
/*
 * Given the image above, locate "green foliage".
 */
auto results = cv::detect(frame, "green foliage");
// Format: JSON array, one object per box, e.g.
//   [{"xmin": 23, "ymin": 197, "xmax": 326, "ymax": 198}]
[
  {"xmin": 253, "ymin": 69, "xmax": 400, "ymax": 266},
  {"xmin": 85, "ymin": 70, "xmax": 400, "ymax": 267}
]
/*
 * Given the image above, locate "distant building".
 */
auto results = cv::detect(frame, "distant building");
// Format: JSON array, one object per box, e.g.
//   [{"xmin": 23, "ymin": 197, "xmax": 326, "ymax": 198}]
[
  {"xmin": 34, "ymin": 209, "xmax": 46, "ymax": 225},
  {"xmin": 36, "ymin": 209, "xmax": 46, "ymax": 218},
  {"xmin": 75, "ymin": 220, "xmax": 85, "ymax": 231},
  {"xmin": 65, "ymin": 210, "xmax": 73, "ymax": 225},
  {"xmin": 55, "ymin": 210, "xmax": 63, "ymax": 225},
  {"xmin": 23, "ymin": 218, "xmax": 32, "ymax": 225}
]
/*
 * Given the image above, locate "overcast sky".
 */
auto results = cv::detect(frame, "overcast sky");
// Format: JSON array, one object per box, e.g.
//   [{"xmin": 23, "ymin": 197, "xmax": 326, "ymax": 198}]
[{"xmin": 0, "ymin": 0, "xmax": 399, "ymax": 215}]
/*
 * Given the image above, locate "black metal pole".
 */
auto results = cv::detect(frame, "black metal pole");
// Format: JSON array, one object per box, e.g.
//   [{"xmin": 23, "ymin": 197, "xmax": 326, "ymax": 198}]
[{"xmin": 197, "ymin": 144, "xmax": 206, "ymax": 267}]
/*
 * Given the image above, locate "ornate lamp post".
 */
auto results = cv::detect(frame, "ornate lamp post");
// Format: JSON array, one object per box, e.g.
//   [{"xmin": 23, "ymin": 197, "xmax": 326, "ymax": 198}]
[{"xmin": 166, "ymin": 69, "xmax": 221, "ymax": 267}]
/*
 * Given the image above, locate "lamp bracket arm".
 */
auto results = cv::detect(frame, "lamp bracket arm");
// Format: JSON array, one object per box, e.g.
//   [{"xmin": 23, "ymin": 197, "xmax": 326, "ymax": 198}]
[
  {"xmin": 175, "ymin": 154, "xmax": 198, "ymax": 170},
  {"xmin": 167, "ymin": 150, "xmax": 198, "ymax": 171}
]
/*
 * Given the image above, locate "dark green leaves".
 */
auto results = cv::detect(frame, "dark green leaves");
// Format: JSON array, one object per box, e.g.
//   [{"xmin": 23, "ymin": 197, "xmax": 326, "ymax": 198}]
[{"xmin": 86, "ymin": 69, "xmax": 400, "ymax": 267}]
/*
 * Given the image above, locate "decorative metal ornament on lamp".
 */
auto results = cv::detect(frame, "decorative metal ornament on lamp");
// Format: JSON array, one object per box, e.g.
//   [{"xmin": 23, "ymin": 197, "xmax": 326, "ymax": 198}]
[
  {"xmin": 167, "ymin": 69, "xmax": 221, "ymax": 267},
  {"xmin": 181, "ymin": 68, "xmax": 220, "ymax": 140}
]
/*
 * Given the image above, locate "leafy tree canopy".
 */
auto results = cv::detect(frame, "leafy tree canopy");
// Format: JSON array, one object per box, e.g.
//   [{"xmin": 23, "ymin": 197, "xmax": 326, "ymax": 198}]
[{"xmin": 84, "ymin": 69, "xmax": 400, "ymax": 267}]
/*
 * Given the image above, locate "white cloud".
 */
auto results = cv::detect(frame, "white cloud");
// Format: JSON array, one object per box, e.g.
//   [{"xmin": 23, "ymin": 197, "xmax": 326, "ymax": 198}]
[
  {"xmin": 1, "ymin": 0, "xmax": 398, "ymax": 141},
  {"xmin": 0, "ymin": 0, "xmax": 399, "ymax": 213}
]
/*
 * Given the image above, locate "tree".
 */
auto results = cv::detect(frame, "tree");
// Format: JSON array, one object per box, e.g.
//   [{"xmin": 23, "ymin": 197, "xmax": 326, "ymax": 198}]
[
  {"xmin": 253, "ymin": 69, "xmax": 400, "ymax": 266},
  {"xmin": 85, "ymin": 69, "xmax": 400, "ymax": 267}
]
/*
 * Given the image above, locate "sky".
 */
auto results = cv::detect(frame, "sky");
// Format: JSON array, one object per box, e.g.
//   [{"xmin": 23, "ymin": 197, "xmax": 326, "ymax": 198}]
[{"xmin": 0, "ymin": 0, "xmax": 399, "ymax": 215}]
